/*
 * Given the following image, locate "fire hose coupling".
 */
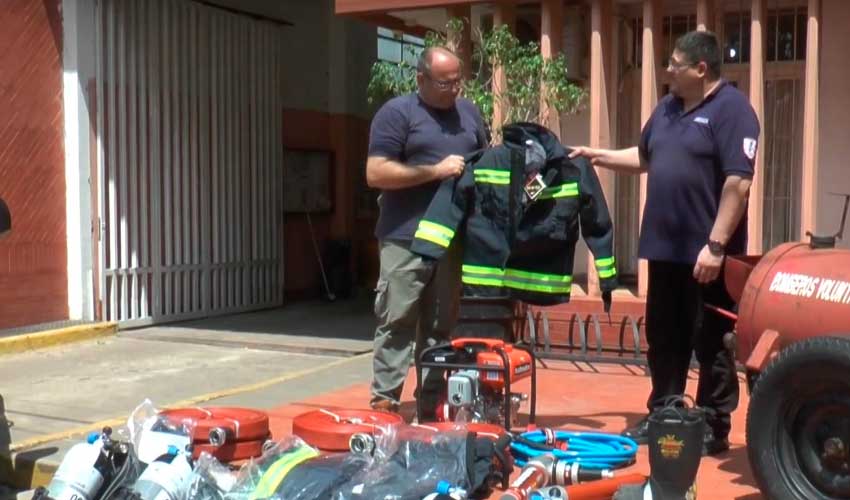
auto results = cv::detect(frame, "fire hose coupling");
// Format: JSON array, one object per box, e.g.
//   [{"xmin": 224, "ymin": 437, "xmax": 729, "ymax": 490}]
[
  {"xmin": 349, "ymin": 432, "xmax": 376, "ymax": 456},
  {"xmin": 542, "ymin": 428, "xmax": 557, "ymax": 446},
  {"xmin": 208, "ymin": 426, "xmax": 231, "ymax": 447},
  {"xmin": 209, "ymin": 416, "xmax": 242, "ymax": 446},
  {"xmin": 500, "ymin": 454, "xmax": 556, "ymax": 500},
  {"xmin": 553, "ymin": 461, "xmax": 614, "ymax": 486}
]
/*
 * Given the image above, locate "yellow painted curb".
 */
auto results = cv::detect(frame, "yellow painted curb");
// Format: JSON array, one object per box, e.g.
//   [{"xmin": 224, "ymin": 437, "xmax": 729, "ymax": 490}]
[{"xmin": 0, "ymin": 322, "xmax": 118, "ymax": 357}]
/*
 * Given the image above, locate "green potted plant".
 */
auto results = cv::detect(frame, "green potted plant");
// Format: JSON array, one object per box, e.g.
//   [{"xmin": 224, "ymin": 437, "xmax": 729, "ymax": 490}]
[{"xmin": 367, "ymin": 18, "xmax": 587, "ymax": 142}]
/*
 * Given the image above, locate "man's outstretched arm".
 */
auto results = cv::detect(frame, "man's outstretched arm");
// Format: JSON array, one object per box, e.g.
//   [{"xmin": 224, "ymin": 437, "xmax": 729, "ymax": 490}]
[{"xmin": 568, "ymin": 146, "xmax": 647, "ymax": 174}]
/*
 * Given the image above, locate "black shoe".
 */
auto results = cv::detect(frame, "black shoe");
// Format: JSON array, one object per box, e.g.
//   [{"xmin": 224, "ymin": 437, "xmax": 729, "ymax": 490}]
[
  {"xmin": 702, "ymin": 429, "xmax": 730, "ymax": 456},
  {"xmin": 622, "ymin": 415, "xmax": 650, "ymax": 445}
]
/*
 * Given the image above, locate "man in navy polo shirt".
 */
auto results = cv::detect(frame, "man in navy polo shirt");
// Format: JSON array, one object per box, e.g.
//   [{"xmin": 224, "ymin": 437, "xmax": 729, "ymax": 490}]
[
  {"xmin": 571, "ymin": 31, "xmax": 759, "ymax": 455},
  {"xmin": 366, "ymin": 47, "xmax": 488, "ymax": 414}
]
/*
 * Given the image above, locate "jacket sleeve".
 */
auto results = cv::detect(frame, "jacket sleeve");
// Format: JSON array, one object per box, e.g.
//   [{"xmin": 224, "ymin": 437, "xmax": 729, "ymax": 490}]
[
  {"xmin": 575, "ymin": 157, "xmax": 619, "ymax": 293},
  {"xmin": 409, "ymin": 164, "xmax": 475, "ymax": 260}
]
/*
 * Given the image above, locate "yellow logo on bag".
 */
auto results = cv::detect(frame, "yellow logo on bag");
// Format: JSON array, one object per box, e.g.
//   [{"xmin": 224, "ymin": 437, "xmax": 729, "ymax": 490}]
[{"xmin": 658, "ymin": 434, "xmax": 685, "ymax": 459}]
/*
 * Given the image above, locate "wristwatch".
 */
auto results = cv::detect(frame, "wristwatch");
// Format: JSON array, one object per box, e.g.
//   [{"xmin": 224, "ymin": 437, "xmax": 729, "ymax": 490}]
[{"xmin": 708, "ymin": 239, "xmax": 725, "ymax": 257}]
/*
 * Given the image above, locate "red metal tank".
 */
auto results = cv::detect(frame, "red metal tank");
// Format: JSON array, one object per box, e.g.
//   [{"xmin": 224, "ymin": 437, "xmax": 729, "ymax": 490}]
[{"xmin": 726, "ymin": 242, "xmax": 850, "ymax": 367}]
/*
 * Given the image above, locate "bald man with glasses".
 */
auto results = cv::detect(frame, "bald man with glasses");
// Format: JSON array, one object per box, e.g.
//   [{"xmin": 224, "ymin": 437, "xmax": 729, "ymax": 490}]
[{"xmin": 366, "ymin": 47, "xmax": 488, "ymax": 416}]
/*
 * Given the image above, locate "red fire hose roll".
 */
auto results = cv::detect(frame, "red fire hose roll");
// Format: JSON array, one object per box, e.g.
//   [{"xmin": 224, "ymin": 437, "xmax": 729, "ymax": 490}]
[
  {"xmin": 159, "ymin": 407, "xmax": 270, "ymax": 443},
  {"xmin": 191, "ymin": 438, "xmax": 269, "ymax": 462},
  {"xmin": 292, "ymin": 408, "xmax": 404, "ymax": 451}
]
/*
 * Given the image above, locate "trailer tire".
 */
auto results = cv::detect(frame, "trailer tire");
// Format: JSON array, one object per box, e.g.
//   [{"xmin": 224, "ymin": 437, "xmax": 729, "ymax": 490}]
[{"xmin": 747, "ymin": 336, "xmax": 850, "ymax": 499}]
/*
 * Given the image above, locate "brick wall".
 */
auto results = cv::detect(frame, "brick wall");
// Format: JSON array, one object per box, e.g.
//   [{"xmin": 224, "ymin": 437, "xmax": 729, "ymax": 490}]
[{"xmin": 0, "ymin": 0, "xmax": 68, "ymax": 329}]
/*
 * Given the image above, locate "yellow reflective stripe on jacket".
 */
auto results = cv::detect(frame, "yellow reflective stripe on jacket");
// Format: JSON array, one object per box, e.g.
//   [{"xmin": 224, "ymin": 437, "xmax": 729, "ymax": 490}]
[
  {"xmin": 462, "ymin": 264, "xmax": 504, "ymax": 287},
  {"xmin": 475, "ymin": 178, "xmax": 510, "ymax": 185},
  {"xmin": 598, "ymin": 268, "xmax": 617, "ymax": 278},
  {"xmin": 414, "ymin": 220, "xmax": 455, "ymax": 248},
  {"xmin": 474, "ymin": 169, "xmax": 510, "ymax": 177},
  {"xmin": 504, "ymin": 280, "xmax": 572, "ymax": 294},
  {"xmin": 505, "ymin": 268, "xmax": 572, "ymax": 284},
  {"xmin": 462, "ymin": 275, "xmax": 505, "ymax": 287},
  {"xmin": 462, "ymin": 264, "xmax": 505, "ymax": 276},
  {"xmin": 538, "ymin": 183, "xmax": 579, "ymax": 199},
  {"xmin": 504, "ymin": 267, "xmax": 572, "ymax": 294},
  {"xmin": 249, "ymin": 446, "xmax": 319, "ymax": 500},
  {"xmin": 474, "ymin": 169, "xmax": 511, "ymax": 185},
  {"xmin": 462, "ymin": 265, "xmax": 573, "ymax": 294},
  {"xmin": 595, "ymin": 256, "xmax": 617, "ymax": 278}
]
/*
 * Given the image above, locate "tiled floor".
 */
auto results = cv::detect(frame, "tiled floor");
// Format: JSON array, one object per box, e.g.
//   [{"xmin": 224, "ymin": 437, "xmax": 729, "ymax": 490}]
[{"xmin": 265, "ymin": 359, "xmax": 762, "ymax": 499}]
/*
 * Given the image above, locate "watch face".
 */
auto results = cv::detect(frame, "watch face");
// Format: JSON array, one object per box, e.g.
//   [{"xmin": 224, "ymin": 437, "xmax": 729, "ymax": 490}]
[{"xmin": 709, "ymin": 241, "xmax": 724, "ymax": 254}]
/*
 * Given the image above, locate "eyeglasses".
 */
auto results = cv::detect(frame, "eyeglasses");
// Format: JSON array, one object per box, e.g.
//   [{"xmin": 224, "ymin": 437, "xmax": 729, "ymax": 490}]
[
  {"xmin": 667, "ymin": 59, "xmax": 698, "ymax": 72},
  {"xmin": 425, "ymin": 73, "xmax": 463, "ymax": 91}
]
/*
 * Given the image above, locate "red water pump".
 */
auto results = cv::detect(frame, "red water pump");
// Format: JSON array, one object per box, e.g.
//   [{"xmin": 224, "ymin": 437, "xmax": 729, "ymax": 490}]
[
  {"xmin": 714, "ymin": 195, "xmax": 850, "ymax": 500},
  {"xmin": 416, "ymin": 338, "xmax": 537, "ymax": 430}
]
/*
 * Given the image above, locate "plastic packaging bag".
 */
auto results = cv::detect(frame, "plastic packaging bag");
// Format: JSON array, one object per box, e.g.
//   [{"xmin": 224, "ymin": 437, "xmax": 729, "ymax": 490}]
[
  {"xmin": 127, "ymin": 399, "xmax": 194, "ymax": 465},
  {"xmin": 129, "ymin": 447, "xmax": 194, "ymax": 500},
  {"xmin": 332, "ymin": 423, "xmax": 471, "ymax": 500},
  {"xmin": 225, "ymin": 436, "xmax": 319, "ymax": 500},
  {"xmin": 185, "ymin": 452, "xmax": 237, "ymax": 500},
  {"xmin": 270, "ymin": 453, "xmax": 370, "ymax": 500}
]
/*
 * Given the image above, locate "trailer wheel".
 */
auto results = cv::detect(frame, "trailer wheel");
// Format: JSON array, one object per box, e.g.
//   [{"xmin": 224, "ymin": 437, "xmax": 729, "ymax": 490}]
[{"xmin": 747, "ymin": 336, "xmax": 850, "ymax": 499}]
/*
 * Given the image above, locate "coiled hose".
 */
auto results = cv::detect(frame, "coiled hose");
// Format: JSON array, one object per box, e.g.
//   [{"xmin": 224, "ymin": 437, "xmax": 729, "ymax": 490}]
[{"xmin": 510, "ymin": 429, "xmax": 639, "ymax": 470}]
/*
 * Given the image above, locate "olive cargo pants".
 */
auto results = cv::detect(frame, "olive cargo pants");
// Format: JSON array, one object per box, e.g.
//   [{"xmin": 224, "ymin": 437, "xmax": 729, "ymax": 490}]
[{"xmin": 370, "ymin": 238, "xmax": 462, "ymax": 408}]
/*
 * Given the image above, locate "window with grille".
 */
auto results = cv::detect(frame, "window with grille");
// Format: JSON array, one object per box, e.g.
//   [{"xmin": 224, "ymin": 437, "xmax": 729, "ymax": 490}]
[
  {"xmin": 767, "ymin": 7, "xmax": 807, "ymax": 62},
  {"xmin": 724, "ymin": 7, "xmax": 807, "ymax": 64},
  {"xmin": 629, "ymin": 14, "xmax": 698, "ymax": 68},
  {"xmin": 763, "ymin": 78, "xmax": 804, "ymax": 250},
  {"xmin": 662, "ymin": 14, "xmax": 697, "ymax": 66},
  {"xmin": 723, "ymin": 11, "xmax": 752, "ymax": 63}
]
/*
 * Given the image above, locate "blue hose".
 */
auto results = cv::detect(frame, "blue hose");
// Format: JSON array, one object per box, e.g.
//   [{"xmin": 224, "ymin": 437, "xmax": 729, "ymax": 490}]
[{"xmin": 510, "ymin": 429, "xmax": 639, "ymax": 470}]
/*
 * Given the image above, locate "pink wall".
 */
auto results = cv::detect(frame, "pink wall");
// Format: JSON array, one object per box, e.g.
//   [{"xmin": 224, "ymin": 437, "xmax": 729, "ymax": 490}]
[
  {"xmin": 817, "ymin": 0, "xmax": 850, "ymax": 247},
  {"xmin": 560, "ymin": 106, "xmax": 592, "ymax": 275}
]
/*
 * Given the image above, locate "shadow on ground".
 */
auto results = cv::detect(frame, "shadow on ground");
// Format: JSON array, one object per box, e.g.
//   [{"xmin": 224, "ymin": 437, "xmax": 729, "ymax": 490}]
[{"xmin": 130, "ymin": 296, "xmax": 377, "ymax": 342}]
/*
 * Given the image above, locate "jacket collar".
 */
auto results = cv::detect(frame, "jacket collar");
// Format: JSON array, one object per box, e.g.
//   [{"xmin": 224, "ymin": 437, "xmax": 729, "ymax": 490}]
[{"xmin": 501, "ymin": 122, "xmax": 568, "ymax": 164}]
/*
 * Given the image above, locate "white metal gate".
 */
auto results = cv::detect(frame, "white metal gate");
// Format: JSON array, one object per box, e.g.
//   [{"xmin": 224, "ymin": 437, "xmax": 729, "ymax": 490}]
[{"xmin": 96, "ymin": 0, "xmax": 284, "ymax": 325}]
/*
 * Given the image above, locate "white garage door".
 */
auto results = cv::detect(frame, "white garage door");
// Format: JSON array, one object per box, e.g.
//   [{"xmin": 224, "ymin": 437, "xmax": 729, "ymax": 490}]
[{"xmin": 96, "ymin": 0, "xmax": 284, "ymax": 325}]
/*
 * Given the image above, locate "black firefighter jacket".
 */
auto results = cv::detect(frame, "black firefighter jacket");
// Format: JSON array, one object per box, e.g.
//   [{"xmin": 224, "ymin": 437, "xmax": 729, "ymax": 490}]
[{"xmin": 410, "ymin": 122, "xmax": 618, "ymax": 308}]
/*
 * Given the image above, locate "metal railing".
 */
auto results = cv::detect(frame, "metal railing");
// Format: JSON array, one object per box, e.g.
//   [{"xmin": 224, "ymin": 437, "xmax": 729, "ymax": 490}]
[
  {"xmin": 517, "ymin": 308, "xmax": 649, "ymax": 367},
  {"xmin": 452, "ymin": 297, "xmax": 649, "ymax": 366}
]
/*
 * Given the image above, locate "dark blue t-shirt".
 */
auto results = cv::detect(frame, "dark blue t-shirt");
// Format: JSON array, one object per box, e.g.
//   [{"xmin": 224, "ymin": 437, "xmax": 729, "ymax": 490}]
[
  {"xmin": 368, "ymin": 93, "xmax": 487, "ymax": 241},
  {"xmin": 638, "ymin": 81, "xmax": 760, "ymax": 264}
]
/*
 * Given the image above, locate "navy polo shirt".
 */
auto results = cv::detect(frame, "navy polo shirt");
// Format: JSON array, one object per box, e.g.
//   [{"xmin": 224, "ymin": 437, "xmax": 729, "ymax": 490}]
[
  {"xmin": 638, "ymin": 81, "xmax": 760, "ymax": 265},
  {"xmin": 368, "ymin": 93, "xmax": 487, "ymax": 242}
]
